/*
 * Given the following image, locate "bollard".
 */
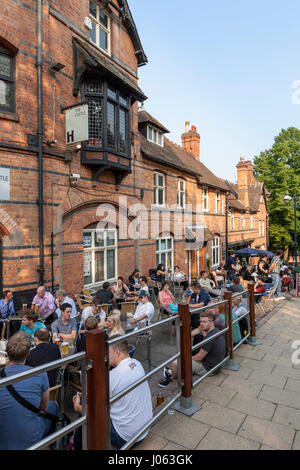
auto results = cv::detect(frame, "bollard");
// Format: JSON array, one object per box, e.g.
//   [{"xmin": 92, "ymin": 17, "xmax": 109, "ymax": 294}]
[
  {"xmin": 246, "ymin": 284, "xmax": 262, "ymax": 346},
  {"xmin": 174, "ymin": 304, "xmax": 201, "ymax": 416},
  {"xmin": 86, "ymin": 328, "xmax": 110, "ymax": 450},
  {"xmin": 222, "ymin": 292, "xmax": 240, "ymax": 371}
]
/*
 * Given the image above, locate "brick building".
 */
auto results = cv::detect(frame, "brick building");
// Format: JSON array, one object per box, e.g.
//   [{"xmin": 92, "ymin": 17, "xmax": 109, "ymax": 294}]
[{"xmin": 0, "ymin": 0, "xmax": 268, "ymax": 307}]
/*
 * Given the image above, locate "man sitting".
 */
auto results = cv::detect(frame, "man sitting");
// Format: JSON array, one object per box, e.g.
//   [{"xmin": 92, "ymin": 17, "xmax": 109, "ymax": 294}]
[
  {"xmin": 26, "ymin": 328, "xmax": 61, "ymax": 387},
  {"xmin": 187, "ymin": 282, "xmax": 211, "ymax": 329},
  {"xmin": 20, "ymin": 310, "xmax": 46, "ymax": 347},
  {"xmin": 55, "ymin": 289, "xmax": 77, "ymax": 319},
  {"xmin": 159, "ymin": 311, "xmax": 225, "ymax": 387},
  {"xmin": 0, "ymin": 331, "xmax": 58, "ymax": 450},
  {"xmin": 254, "ymin": 275, "xmax": 267, "ymax": 303},
  {"xmin": 95, "ymin": 282, "xmax": 114, "ymax": 306},
  {"xmin": 0, "ymin": 289, "xmax": 15, "ymax": 340},
  {"xmin": 130, "ymin": 291, "xmax": 154, "ymax": 329},
  {"xmin": 79, "ymin": 296, "xmax": 106, "ymax": 330},
  {"xmin": 199, "ymin": 271, "xmax": 219, "ymax": 297},
  {"xmin": 51, "ymin": 303, "xmax": 76, "ymax": 342},
  {"xmin": 32, "ymin": 286, "xmax": 56, "ymax": 326},
  {"xmin": 232, "ymin": 295, "xmax": 248, "ymax": 337}
]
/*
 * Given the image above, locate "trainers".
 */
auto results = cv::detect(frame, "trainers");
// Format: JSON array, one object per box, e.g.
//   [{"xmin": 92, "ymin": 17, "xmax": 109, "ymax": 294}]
[
  {"xmin": 163, "ymin": 367, "xmax": 171, "ymax": 379},
  {"xmin": 159, "ymin": 377, "xmax": 172, "ymax": 388}
]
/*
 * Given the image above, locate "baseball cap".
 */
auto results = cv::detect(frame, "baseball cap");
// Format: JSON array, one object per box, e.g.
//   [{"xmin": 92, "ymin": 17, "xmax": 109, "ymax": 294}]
[{"xmin": 138, "ymin": 290, "xmax": 149, "ymax": 297}]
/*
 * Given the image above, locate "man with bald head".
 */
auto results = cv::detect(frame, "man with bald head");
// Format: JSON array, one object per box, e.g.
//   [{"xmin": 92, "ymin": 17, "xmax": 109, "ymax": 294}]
[{"xmin": 32, "ymin": 286, "xmax": 56, "ymax": 327}]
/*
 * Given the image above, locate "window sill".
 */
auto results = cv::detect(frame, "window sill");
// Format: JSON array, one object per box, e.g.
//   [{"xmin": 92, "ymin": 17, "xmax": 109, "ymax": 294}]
[{"xmin": 0, "ymin": 111, "xmax": 19, "ymax": 122}]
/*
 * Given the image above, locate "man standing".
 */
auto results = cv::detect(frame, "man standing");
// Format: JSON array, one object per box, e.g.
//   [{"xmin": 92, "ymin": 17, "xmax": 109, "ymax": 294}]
[
  {"xmin": 0, "ymin": 331, "xmax": 58, "ymax": 450},
  {"xmin": 160, "ymin": 311, "xmax": 225, "ymax": 387},
  {"xmin": 51, "ymin": 303, "xmax": 76, "ymax": 342},
  {"xmin": 225, "ymin": 252, "xmax": 239, "ymax": 282},
  {"xmin": 32, "ymin": 286, "xmax": 56, "ymax": 326},
  {"xmin": 269, "ymin": 250, "xmax": 285, "ymax": 301},
  {"xmin": 0, "ymin": 290, "xmax": 15, "ymax": 339},
  {"xmin": 55, "ymin": 289, "xmax": 77, "ymax": 319}
]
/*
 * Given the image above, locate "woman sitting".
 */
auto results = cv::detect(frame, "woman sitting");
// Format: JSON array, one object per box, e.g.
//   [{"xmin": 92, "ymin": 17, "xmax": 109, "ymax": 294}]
[
  {"xmin": 105, "ymin": 312, "xmax": 125, "ymax": 338},
  {"xmin": 156, "ymin": 264, "xmax": 167, "ymax": 287},
  {"xmin": 112, "ymin": 277, "xmax": 130, "ymax": 304},
  {"xmin": 158, "ymin": 281, "xmax": 176, "ymax": 314},
  {"xmin": 173, "ymin": 266, "xmax": 188, "ymax": 290},
  {"xmin": 128, "ymin": 269, "xmax": 141, "ymax": 292}
]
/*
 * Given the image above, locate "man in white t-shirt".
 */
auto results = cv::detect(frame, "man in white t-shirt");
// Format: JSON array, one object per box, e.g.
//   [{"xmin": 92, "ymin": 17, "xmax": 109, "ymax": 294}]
[
  {"xmin": 79, "ymin": 296, "xmax": 106, "ymax": 330},
  {"xmin": 130, "ymin": 291, "xmax": 154, "ymax": 329},
  {"xmin": 109, "ymin": 338, "xmax": 153, "ymax": 448}
]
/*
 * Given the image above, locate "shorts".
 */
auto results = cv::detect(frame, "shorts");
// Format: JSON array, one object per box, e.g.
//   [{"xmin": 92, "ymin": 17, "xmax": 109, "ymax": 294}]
[{"xmin": 192, "ymin": 360, "xmax": 207, "ymax": 376}]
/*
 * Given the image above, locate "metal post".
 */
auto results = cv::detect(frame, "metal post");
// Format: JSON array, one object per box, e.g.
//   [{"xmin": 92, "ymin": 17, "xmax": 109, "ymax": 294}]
[
  {"xmin": 222, "ymin": 292, "xmax": 240, "ymax": 371},
  {"xmin": 247, "ymin": 284, "xmax": 262, "ymax": 346},
  {"xmin": 174, "ymin": 304, "xmax": 201, "ymax": 416},
  {"xmin": 86, "ymin": 328, "xmax": 110, "ymax": 450}
]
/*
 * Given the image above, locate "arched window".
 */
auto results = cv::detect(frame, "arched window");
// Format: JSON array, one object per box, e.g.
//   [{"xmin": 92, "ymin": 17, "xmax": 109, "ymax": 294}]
[{"xmin": 0, "ymin": 45, "xmax": 15, "ymax": 113}]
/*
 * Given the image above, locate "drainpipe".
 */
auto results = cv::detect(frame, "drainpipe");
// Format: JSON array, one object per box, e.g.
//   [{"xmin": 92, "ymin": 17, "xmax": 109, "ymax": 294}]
[
  {"xmin": 37, "ymin": 0, "xmax": 44, "ymax": 285},
  {"xmin": 0, "ymin": 238, "xmax": 3, "ymax": 298},
  {"xmin": 225, "ymin": 192, "xmax": 229, "ymax": 260}
]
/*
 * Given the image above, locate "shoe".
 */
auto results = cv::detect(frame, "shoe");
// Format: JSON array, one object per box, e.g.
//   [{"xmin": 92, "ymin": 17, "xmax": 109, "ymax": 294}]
[
  {"xmin": 163, "ymin": 367, "xmax": 171, "ymax": 379},
  {"xmin": 275, "ymin": 297, "xmax": 285, "ymax": 301},
  {"xmin": 159, "ymin": 377, "xmax": 172, "ymax": 388}
]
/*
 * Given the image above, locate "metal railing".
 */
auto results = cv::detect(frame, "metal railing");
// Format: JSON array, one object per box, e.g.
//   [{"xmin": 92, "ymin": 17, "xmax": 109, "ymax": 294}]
[{"xmin": 0, "ymin": 352, "xmax": 88, "ymax": 450}]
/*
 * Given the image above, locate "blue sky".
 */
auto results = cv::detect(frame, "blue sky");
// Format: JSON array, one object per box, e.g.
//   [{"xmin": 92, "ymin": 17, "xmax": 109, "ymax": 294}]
[{"xmin": 128, "ymin": 0, "xmax": 300, "ymax": 181}]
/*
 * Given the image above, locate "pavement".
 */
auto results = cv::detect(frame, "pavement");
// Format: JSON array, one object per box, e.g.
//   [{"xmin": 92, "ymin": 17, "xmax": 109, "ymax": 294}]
[{"xmin": 135, "ymin": 296, "xmax": 300, "ymax": 450}]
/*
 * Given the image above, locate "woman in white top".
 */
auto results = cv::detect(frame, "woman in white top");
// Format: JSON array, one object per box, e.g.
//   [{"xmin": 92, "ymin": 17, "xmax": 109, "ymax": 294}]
[
  {"xmin": 80, "ymin": 297, "xmax": 106, "ymax": 330},
  {"xmin": 106, "ymin": 312, "xmax": 125, "ymax": 337}
]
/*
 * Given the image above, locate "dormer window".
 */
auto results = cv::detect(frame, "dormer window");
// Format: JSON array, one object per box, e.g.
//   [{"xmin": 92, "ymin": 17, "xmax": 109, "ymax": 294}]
[
  {"xmin": 147, "ymin": 125, "xmax": 163, "ymax": 146},
  {"xmin": 89, "ymin": 1, "xmax": 111, "ymax": 54}
]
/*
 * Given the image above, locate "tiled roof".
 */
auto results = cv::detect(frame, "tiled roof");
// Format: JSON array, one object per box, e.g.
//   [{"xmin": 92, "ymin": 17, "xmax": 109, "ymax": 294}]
[{"xmin": 138, "ymin": 110, "xmax": 170, "ymax": 133}]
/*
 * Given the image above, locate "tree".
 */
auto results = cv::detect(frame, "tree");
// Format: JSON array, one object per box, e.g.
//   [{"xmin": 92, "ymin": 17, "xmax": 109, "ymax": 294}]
[{"xmin": 253, "ymin": 127, "xmax": 300, "ymax": 251}]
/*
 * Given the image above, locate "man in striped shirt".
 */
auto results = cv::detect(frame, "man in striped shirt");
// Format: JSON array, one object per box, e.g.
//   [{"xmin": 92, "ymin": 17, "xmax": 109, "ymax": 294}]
[{"xmin": 269, "ymin": 250, "xmax": 285, "ymax": 301}]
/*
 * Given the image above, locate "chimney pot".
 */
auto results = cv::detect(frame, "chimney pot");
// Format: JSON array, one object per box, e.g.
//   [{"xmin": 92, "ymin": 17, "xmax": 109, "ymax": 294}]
[{"xmin": 185, "ymin": 121, "xmax": 190, "ymax": 133}]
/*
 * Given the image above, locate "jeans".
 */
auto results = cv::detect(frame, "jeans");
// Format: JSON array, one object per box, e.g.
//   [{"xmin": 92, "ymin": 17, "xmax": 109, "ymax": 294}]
[
  {"xmin": 271, "ymin": 273, "xmax": 282, "ymax": 297},
  {"xmin": 110, "ymin": 420, "xmax": 144, "ymax": 449},
  {"xmin": 40, "ymin": 401, "xmax": 59, "ymax": 438}
]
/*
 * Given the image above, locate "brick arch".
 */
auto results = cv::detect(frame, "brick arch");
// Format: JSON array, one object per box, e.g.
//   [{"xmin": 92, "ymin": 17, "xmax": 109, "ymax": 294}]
[
  {"xmin": 62, "ymin": 199, "xmax": 137, "ymax": 222},
  {"xmin": 0, "ymin": 208, "xmax": 19, "ymax": 236},
  {"xmin": 0, "ymin": 31, "xmax": 20, "ymax": 53}
]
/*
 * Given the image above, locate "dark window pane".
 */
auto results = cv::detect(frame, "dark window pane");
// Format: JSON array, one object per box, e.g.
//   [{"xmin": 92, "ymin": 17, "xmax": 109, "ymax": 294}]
[
  {"xmin": 106, "ymin": 250, "xmax": 115, "ymax": 279},
  {"xmin": 86, "ymin": 79, "xmax": 103, "ymax": 94},
  {"xmin": 119, "ymin": 95, "xmax": 127, "ymax": 107},
  {"xmin": 90, "ymin": 21, "xmax": 96, "ymax": 44},
  {"xmin": 0, "ymin": 80, "xmax": 12, "ymax": 109},
  {"xmin": 0, "ymin": 54, "xmax": 11, "ymax": 78},
  {"xmin": 107, "ymin": 87, "xmax": 116, "ymax": 100},
  {"xmin": 100, "ymin": 28, "xmax": 108, "ymax": 51},
  {"xmin": 119, "ymin": 109, "xmax": 126, "ymax": 153},
  {"xmin": 107, "ymin": 101, "xmax": 116, "ymax": 148},
  {"xmin": 95, "ymin": 251, "xmax": 105, "ymax": 283},
  {"xmin": 100, "ymin": 11, "xmax": 108, "ymax": 28},
  {"xmin": 83, "ymin": 251, "xmax": 92, "ymax": 285},
  {"xmin": 90, "ymin": 1, "xmax": 97, "ymax": 18},
  {"xmin": 87, "ymin": 96, "xmax": 103, "ymax": 147},
  {"xmin": 158, "ymin": 189, "xmax": 164, "ymax": 205}
]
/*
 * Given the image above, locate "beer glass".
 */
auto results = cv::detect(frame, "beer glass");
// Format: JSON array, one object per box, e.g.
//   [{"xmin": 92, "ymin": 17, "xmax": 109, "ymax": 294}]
[{"xmin": 61, "ymin": 342, "xmax": 69, "ymax": 356}]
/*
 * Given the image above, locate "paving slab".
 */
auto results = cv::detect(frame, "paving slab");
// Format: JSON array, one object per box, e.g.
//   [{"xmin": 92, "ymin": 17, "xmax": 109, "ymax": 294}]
[
  {"xmin": 136, "ymin": 432, "xmax": 168, "ymax": 450},
  {"xmin": 239, "ymin": 358, "xmax": 275, "ymax": 373},
  {"xmin": 247, "ymin": 370, "xmax": 287, "ymax": 389},
  {"xmin": 227, "ymin": 392, "xmax": 276, "ymax": 421},
  {"xmin": 234, "ymin": 347, "xmax": 266, "ymax": 361},
  {"xmin": 221, "ymin": 375, "xmax": 263, "ymax": 398},
  {"xmin": 292, "ymin": 431, "xmax": 300, "ymax": 450},
  {"xmin": 258, "ymin": 385, "xmax": 300, "ymax": 409},
  {"xmin": 238, "ymin": 415, "xmax": 295, "ymax": 450},
  {"xmin": 272, "ymin": 365, "xmax": 300, "ymax": 380},
  {"xmin": 272, "ymin": 404, "xmax": 300, "ymax": 429},
  {"xmin": 196, "ymin": 427, "xmax": 260, "ymax": 450},
  {"xmin": 284, "ymin": 378, "xmax": 300, "ymax": 393},
  {"xmin": 163, "ymin": 441, "xmax": 189, "ymax": 451},
  {"xmin": 221, "ymin": 365, "xmax": 253, "ymax": 380},
  {"xmin": 262, "ymin": 353, "xmax": 293, "ymax": 368},
  {"xmin": 192, "ymin": 401, "xmax": 246, "ymax": 434},
  {"xmin": 191, "ymin": 382, "xmax": 237, "ymax": 407},
  {"xmin": 152, "ymin": 412, "xmax": 211, "ymax": 449}
]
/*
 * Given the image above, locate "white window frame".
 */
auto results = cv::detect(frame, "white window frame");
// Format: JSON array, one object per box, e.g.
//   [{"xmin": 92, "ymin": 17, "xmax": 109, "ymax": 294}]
[
  {"xmin": 147, "ymin": 125, "xmax": 164, "ymax": 147},
  {"xmin": 154, "ymin": 172, "xmax": 166, "ymax": 206},
  {"xmin": 259, "ymin": 220, "xmax": 261, "ymax": 237},
  {"xmin": 177, "ymin": 178, "xmax": 186, "ymax": 208},
  {"xmin": 250, "ymin": 215, "xmax": 254, "ymax": 229},
  {"xmin": 211, "ymin": 237, "xmax": 220, "ymax": 267},
  {"xmin": 231, "ymin": 213, "xmax": 235, "ymax": 230},
  {"xmin": 156, "ymin": 237, "xmax": 174, "ymax": 272},
  {"xmin": 216, "ymin": 191, "xmax": 221, "ymax": 213},
  {"xmin": 262, "ymin": 220, "xmax": 265, "ymax": 236},
  {"xmin": 89, "ymin": 1, "xmax": 111, "ymax": 55},
  {"xmin": 203, "ymin": 187, "xmax": 209, "ymax": 212},
  {"xmin": 241, "ymin": 214, "xmax": 244, "ymax": 230},
  {"xmin": 83, "ymin": 228, "xmax": 117, "ymax": 287}
]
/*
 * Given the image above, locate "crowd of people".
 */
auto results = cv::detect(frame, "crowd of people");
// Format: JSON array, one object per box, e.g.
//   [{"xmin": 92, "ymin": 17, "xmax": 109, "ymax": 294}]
[{"xmin": 0, "ymin": 251, "xmax": 297, "ymax": 449}]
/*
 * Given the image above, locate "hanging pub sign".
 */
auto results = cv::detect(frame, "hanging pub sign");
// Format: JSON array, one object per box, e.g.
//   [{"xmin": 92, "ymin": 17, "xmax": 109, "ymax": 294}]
[{"xmin": 65, "ymin": 103, "xmax": 89, "ymax": 144}]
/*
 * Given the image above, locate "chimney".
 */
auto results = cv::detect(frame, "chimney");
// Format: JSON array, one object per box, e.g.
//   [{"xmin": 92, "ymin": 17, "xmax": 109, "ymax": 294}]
[
  {"xmin": 236, "ymin": 156, "xmax": 255, "ymax": 207},
  {"xmin": 181, "ymin": 122, "xmax": 200, "ymax": 160}
]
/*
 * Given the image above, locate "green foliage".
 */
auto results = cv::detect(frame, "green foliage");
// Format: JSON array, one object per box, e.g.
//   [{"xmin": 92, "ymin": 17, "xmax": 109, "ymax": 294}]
[{"xmin": 253, "ymin": 127, "xmax": 300, "ymax": 249}]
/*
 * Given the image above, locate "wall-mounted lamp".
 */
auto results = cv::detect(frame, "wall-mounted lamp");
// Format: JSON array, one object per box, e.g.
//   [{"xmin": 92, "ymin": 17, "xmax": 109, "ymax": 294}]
[
  {"xmin": 45, "ymin": 140, "xmax": 58, "ymax": 146},
  {"xmin": 49, "ymin": 62, "xmax": 65, "ymax": 74}
]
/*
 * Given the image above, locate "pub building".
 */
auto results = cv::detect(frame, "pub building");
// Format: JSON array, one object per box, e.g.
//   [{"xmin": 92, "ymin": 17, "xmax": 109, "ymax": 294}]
[{"xmin": 0, "ymin": 0, "xmax": 268, "ymax": 307}]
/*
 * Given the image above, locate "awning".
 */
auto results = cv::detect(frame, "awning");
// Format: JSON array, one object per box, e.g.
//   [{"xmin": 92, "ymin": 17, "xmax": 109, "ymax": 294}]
[
  {"xmin": 185, "ymin": 225, "xmax": 214, "ymax": 250},
  {"xmin": 72, "ymin": 37, "xmax": 147, "ymax": 102}
]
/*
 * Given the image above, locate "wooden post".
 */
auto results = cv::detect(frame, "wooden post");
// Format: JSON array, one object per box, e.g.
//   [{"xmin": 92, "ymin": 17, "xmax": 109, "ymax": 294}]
[
  {"xmin": 247, "ymin": 283, "xmax": 262, "ymax": 346},
  {"xmin": 223, "ymin": 291, "xmax": 240, "ymax": 371},
  {"xmin": 174, "ymin": 303, "xmax": 201, "ymax": 416},
  {"xmin": 86, "ymin": 328, "xmax": 109, "ymax": 450}
]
